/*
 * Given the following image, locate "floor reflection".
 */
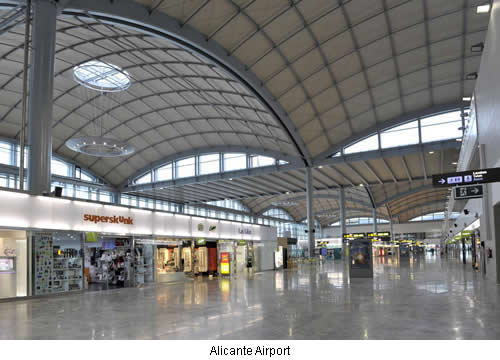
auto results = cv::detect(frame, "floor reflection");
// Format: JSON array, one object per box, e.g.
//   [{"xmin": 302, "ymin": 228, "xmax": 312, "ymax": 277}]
[{"xmin": 0, "ymin": 254, "xmax": 498, "ymax": 339}]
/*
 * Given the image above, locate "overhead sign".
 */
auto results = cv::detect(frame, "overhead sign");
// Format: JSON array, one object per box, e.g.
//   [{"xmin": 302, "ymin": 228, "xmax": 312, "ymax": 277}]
[
  {"xmin": 454, "ymin": 185, "xmax": 483, "ymax": 200},
  {"xmin": 367, "ymin": 232, "xmax": 390, "ymax": 238},
  {"xmin": 343, "ymin": 233, "xmax": 365, "ymax": 239},
  {"xmin": 432, "ymin": 167, "xmax": 500, "ymax": 187}
]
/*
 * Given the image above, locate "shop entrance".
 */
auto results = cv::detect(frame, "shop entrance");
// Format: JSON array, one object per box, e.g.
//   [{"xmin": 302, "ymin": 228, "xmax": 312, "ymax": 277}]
[
  {"xmin": 84, "ymin": 235, "xmax": 133, "ymax": 291},
  {"xmin": 0, "ymin": 230, "xmax": 27, "ymax": 299}
]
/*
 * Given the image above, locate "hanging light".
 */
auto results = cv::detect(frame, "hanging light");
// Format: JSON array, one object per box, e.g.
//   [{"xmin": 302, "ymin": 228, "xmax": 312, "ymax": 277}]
[{"xmin": 66, "ymin": 60, "xmax": 135, "ymax": 157}]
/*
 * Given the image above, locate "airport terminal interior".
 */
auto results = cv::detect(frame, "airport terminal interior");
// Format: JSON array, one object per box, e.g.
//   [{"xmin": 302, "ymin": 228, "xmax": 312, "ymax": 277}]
[{"xmin": 1, "ymin": 0, "xmax": 500, "ymax": 341}]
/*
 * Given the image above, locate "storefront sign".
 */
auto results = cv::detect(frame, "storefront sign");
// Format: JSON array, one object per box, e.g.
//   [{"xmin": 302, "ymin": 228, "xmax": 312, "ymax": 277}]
[
  {"xmin": 0, "ymin": 190, "xmax": 275, "ymax": 241},
  {"xmin": 196, "ymin": 238, "xmax": 206, "ymax": 246},
  {"xmin": 237, "ymin": 240, "xmax": 248, "ymax": 246}
]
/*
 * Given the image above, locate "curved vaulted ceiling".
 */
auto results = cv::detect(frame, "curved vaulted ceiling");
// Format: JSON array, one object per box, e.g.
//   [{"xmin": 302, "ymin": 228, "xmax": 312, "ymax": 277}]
[{"xmin": 0, "ymin": 0, "xmax": 490, "ymax": 226}]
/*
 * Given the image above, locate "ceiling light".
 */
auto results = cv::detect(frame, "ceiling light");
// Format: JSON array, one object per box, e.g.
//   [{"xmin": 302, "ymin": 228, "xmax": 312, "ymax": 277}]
[
  {"xmin": 462, "ymin": 97, "xmax": 471, "ymax": 101},
  {"xmin": 286, "ymin": 191, "xmax": 290, "ymax": 194},
  {"xmin": 318, "ymin": 166, "xmax": 323, "ymax": 169},
  {"xmin": 456, "ymin": 138, "xmax": 462, "ymax": 142},
  {"xmin": 73, "ymin": 60, "xmax": 131, "ymax": 92},
  {"xmin": 452, "ymin": 162, "xmax": 458, "ymax": 165},
  {"xmin": 466, "ymin": 72, "xmax": 478, "ymax": 80},
  {"xmin": 477, "ymin": 4, "xmax": 490, "ymax": 13},
  {"xmin": 65, "ymin": 137, "xmax": 135, "ymax": 157},
  {"xmin": 359, "ymin": 184, "xmax": 364, "ymax": 187},
  {"xmin": 229, "ymin": 178, "xmax": 233, "ymax": 181},
  {"xmin": 428, "ymin": 151, "xmax": 434, "ymax": 154}
]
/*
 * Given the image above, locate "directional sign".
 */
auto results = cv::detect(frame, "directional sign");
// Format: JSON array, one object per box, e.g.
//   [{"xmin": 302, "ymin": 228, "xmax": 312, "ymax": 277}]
[
  {"xmin": 454, "ymin": 185, "xmax": 483, "ymax": 200},
  {"xmin": 343, "ymin": 233, "xmax": 365, "ymax": 239},
  {"xmin": 432, "ymin": 167, "xmax": 500, "ymax": 187}
]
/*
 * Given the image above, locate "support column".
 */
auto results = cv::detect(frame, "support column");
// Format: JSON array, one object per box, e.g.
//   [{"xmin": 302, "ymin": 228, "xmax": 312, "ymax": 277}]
[
  {"xmin": 390, "ymin": 217, "xmax": 394, "ymax": 241},
  {"xmin": 372, "ymin": 207, "xmax": 378, "ymax": 233},
  {"xmin": 339, "ymin": 187, "xmax": 346, "ymax": 237},
  {"xmin": 28, "ymin": 0, "xmax": 57, "ymax": 194},
  {"xmin": 305, "ymin": 167, "xmax": 315, "ymax": 258}
]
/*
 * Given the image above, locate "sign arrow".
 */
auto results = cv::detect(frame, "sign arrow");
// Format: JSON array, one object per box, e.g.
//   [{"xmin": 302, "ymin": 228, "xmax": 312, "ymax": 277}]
[
  {"xmin": 439, "ymin": 179, "xmax": 446, "ymax": 184},
  {"xmin": 472, "ymin": 187, "xmax": 480, "ymax": 194}
]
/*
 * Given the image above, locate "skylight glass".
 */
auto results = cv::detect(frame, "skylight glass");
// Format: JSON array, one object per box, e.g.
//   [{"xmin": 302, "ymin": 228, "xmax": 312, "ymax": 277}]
[
  {"xmin": 420, "ymin": 111, "xmax": 462, "ymax": 143},
  {"xmin": 73, "ymin": 60, "xmax": 131, "ymax": 92},
  {"xmin": 381, "ymin": 121, "xmax": 419, "ymax": 148}
]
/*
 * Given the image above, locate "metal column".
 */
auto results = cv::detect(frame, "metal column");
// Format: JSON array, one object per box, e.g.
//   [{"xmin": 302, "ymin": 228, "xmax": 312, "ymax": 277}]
[
  {"xmin": 372, "ymin": 207, "xmax": 378, "ymax": 233},
  {"xmin": 305, "ymin": 167, "xmax": 315, "ymax": 258},
  {"xmin": 479, "ymin": 144, "xmax": 490, "ymax": 276},
  {"xmin": 27, "ymin": 0, "xmax": 57, "ymax": 195},
  {"xmin": 19, "ymin": 0, "xmax": 31, "ymax": 190},
  {"xmin": 339, "ymin": 187, "xmax": 346, "ymax": 237}
]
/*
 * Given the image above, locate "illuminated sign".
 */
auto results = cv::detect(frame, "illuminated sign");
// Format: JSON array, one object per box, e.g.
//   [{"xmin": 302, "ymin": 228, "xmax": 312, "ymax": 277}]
[
  {"xmin": 83, "ymin": 214, "xmax": 133, "ymax": 225},
  {"xmin": 367, "ymin": 232, "xmax": 390, "ymax": 237},
  {"xmin": 220, "ymin": 252, "xmax": 230, "ymax": 275},
  {"xmin": 197, "ymin": 223, "xmax": 204, "ymax": 231},
  {"xmin": 343, "ymin": 233, "xmax": 365, "ymax": 239},
  {"xmin": 454, "ymin": 185, "xmax": 483, "ymax": 200},
  {"xmin": 433, "ymin": 167, "xmax": 500, "ymax": 187},
  {"xmin": 238, "ymin": 228, "xmax": 252, "ymax": 235}
]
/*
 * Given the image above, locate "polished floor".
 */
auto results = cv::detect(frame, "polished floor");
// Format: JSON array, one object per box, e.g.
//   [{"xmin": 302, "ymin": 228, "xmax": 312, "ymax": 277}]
[{"xmin": 1, "ymin": 254, "xmax": 500, "ymax": 339}]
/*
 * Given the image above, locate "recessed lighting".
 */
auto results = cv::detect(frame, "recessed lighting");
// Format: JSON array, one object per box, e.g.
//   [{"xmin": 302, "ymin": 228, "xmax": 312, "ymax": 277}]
[
  {"xmin": 428, "ymin": 151, "xmax": 434, "ymax": 154},
  {"xmin": 452, "ymin": 162, "xmax": 458, "ymax": 165},
  {"xmin": 462, "ymin": 97, "xmax": 471, "ymax": 101},
  {"xmin": 286, "ymin": 191, "xmax": 290, "ymax": 194},
  {"xmin": 477, "ymin": 4, "xmax": 490, "ymax": 13},
  {"xmin": 318, "ymin": 166, "xmax": 323, "ymax": 169},
  {"xmin": 229, "ymin": 178, "xmax": 233, "ymax": 181},
  {"xmin": 359, "ymin": 184, "xmax": 364, "ymax": 187},
  {"xmin": 456, "ymin": 138, "xmax": 462, "ymax": 142}
]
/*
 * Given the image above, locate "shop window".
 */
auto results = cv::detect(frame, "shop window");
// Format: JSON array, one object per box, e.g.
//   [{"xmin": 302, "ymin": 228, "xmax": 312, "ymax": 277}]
[
  {"xmin": 0, "ymin": 230, "xmax": 27, "ymax": 299},
  {"xmin": 176, "ymin": 157, "xmax": 195, "ymax": 178},
  {"xmin": 199, "ymin": 154, "xmax": 220, "ymax": 175},
  {"xmin": 223, "ymin": 153, "xmax": 246, "ymax": 171},
  {"xmin": 344, "ymin": 134, "xmax": 379, "ymax": 154},
  {"xmin": 380, "ymin": 121, "xmax": 419, "ymax": 148}
]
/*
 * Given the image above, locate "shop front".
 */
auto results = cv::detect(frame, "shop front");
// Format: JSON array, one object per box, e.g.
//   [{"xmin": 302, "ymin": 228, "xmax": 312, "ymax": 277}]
[{"xmin": 0, "ymin": 189, "xmax": 277, "ymax": 300}]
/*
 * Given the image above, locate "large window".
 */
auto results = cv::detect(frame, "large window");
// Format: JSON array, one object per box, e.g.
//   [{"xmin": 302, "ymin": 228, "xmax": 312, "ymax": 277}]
[
  {"xmin": 156, "ymin": 163, "xmax": 172, "ymax": 181},
  {"xmin": 263, "ymin": 208, "xmax": 294, "ymax": 221},
  {"xmin": 250, "ymin": 155, "xmax": 275, "ymax": 168},
  {"xmin": 223, "ymin": 153, "xmax": 246, "ymax": 171},
  {"xmin": 135, "ymin": 172, "xmax": 152, "ymax": 184},
  {"xmin": 344, "ymin": 134, "xmax": 379, "ymax": 154},
  {"xmin": 409, "ymin": 212, "xmax": 460, "ymax": 222},
  {"xmin": 335, "ymin": 109, "xmax": 465, "ymax": 157},
  {"xmin": 176, "ymin": 157, "xmax": 195, "ymax": 178},
  {"xmin": 420, "ymin": 111, "xmax": 462, "ymax": 143},
  {"xmin": 51, "ymin": 159, "xmax": 71, "ymax": 177},
  {"xmin": 380, "ymin": 121, "xmax": 419, "ymax": 148},
  {"xmin": 199, "ymin": 154, "xmax": 220, "ymax": 175},
  {"xmin": 0, "ymin": 142, "xmax": 11, "ymax": 165}
]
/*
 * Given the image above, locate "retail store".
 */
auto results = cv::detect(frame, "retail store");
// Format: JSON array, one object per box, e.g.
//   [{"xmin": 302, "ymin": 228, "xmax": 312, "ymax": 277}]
[{"xmin": 0, "ymin": 189, "xmax": 276, "ymax": 300}]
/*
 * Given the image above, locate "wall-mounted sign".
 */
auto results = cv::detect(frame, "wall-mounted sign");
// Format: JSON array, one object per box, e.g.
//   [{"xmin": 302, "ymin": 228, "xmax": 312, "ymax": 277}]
[
  {"xmin": 83, "ymin": 214, "xmax": 133, "ymax": 225},
  {"xmin": 238, "ymin": 228, "xmax": 252, "ymax": 235},
  {"xmin": 196, "ymin": 238, "xmax": 206, "ymax": 246},
  {"xmin": 237, "ymin": 240, "xmax": 248, "ymax": 246},
  {"xmin": 209, "ymin": 225, "xmax": 217, "ymax": 232},
  {"xmin": 432, "ymin": 167, "xmax": 500, "ymax": 187},
  {"xmin": 197, "ymin": 223, "xmax": 204, "ymax": 231},
  {"xmin": 454, "ymin": 185, "xmax": 483, "ymax": 200}
]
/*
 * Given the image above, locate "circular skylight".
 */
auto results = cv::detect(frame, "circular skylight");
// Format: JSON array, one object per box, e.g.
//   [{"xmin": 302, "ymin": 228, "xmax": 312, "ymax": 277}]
[{"xmin": 73, "ymin": 60, "xmax": 131, "ymax": 92}]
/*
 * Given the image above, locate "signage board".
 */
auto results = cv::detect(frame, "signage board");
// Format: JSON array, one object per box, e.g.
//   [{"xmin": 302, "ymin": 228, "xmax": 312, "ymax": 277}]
[
  {"xmin": 343, "ymin": 233, "xmax": 366, "ymax": 239},
  {"xmin": 220, "ymin": 252, "xmax": 230, "ymax": 275},
  {"xmin": 432, "ymin": 167, "xmax": 500, "ymax": 187},
  {"xmin": 367, "ymin": 232, "xmax": 390, "ymax": 238},
  {"xmin": 454, "ymin": 185, "xmax": 483, "ymax": 200},
  {"xmin": 86, "ymin": 232, "xmax": 98, "ymax": 242},
  {"xmin": 237, "ymin": 240, "xmax": 248, "ymax": 246}
]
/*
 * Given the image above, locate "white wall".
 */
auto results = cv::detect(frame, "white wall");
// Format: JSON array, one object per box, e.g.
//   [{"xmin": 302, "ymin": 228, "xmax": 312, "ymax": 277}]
[{"xmin": 471, "ymin": 0, "xmax": 500, "ymax": 282}]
